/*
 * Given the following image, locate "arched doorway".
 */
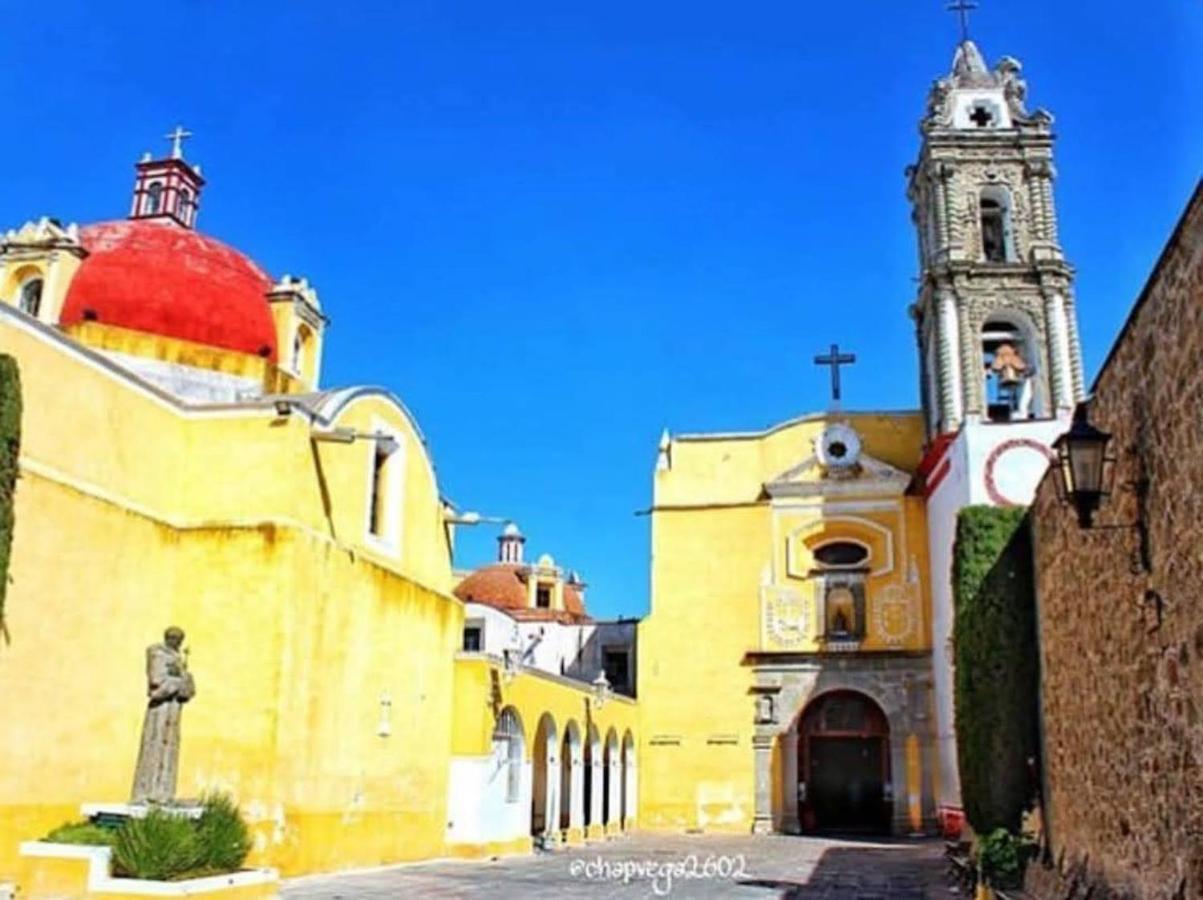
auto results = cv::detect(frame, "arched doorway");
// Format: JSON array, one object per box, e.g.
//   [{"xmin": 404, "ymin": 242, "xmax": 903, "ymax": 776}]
[
  {"xmin": 531, "ymin": 714, "xmax": 558, "ymax": 844},
  {"xmin": 797, "ymin": 690, "xmax": 891, "ymax": 834},
  {"xmin": 560, "ymin": 720, "xmax": 582, "ymax": 836}
]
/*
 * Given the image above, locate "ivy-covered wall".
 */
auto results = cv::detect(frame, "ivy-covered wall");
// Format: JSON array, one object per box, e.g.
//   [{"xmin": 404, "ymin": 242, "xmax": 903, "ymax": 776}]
[
  {"xmin": 0, "ymin": 354, "xmax": 20, "ymax": 632},
  {"xmin": 952, "ymin": 505, "xmax": 1039, "ymax": 835}
]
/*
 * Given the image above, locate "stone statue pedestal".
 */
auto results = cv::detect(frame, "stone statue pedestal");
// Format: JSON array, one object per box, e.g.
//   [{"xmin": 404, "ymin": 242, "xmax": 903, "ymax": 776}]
[{"xmin": 81, "ymin": 801, "xmax": 204, "ymax": 830}]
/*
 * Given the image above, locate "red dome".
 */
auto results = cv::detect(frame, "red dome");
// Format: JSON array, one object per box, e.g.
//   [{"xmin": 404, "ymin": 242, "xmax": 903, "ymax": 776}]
[
  {"xmin": 61, "ymin": 220, "xmax": 278, "ymax": 360},
  {"xmin": 454, "ymin": 564, "xmax": 589, "ymax": 623}
]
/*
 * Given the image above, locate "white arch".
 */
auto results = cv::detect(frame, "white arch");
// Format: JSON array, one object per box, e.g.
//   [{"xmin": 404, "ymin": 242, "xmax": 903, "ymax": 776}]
[
  {"xmin": 621, "ymin": 731, "xmax": 636, "ymax": 831},
  {"xmin": 584, "ymin": 723, "xmax": 602, "ymax": 833},
  {"xmin": 561, "ymin": 720, "xmax": 583, "ymax": 838},
  {"xmin": 531, "ymin": 713, "xmax": 559, "ymax": 845},
  {"xmin": 603, "ymin": 728, "xmax": 620, "ymax": 829}
]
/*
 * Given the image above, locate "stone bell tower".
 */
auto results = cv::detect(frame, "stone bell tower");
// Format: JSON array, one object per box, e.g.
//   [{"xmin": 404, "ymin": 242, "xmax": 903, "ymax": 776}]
[
  {"xmin": 908, "ymin": 30, "xmax": 1088, "ymax": 834},
  {"xmin": 907, "ymin": 39, "xmax": 1085, "ymax": 440}
]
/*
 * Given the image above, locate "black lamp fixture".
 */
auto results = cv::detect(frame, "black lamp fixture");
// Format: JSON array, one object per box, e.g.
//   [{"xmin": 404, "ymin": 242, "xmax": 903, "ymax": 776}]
[
  {"xmin": 1052, "ymin": 404, "xmax": 1115, "ymax": 527},
  {"xmin": 1053, "ymin": 402, "xmax": 1154, "ymax": 578}
]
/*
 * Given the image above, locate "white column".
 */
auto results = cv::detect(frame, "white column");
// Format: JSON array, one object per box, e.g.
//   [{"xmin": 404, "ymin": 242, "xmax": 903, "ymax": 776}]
[
  {"xmin": 569, "ymin": 750, "xmax": 584, "ymax": 832},
  {"xmin": 1044, "ymin": 292, "xmax": 1074, "ymax": 412},
  {"xmin": 590, "ymin": 757, "xmax": 604, "ymax": 830},
  {"xmin": 937, "ymin": 291, "xmax": 964, "ymax": 429}
]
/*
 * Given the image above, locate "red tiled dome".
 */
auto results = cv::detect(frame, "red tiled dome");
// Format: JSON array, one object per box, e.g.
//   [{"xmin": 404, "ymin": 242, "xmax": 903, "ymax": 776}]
[
  {"xmin": 60, "ymin": 220, "xmax": 278, "ymax": 360},
  {"xmin": 454, "ymin": 564, "xmax": 589, "ymax": 623},
  {"xmin": 454, "ymin": 564, "xmax": 529, "ymax": 611}
]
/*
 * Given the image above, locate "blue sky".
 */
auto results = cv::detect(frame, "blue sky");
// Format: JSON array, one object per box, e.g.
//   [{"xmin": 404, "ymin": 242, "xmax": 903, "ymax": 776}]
[{"xmin": 3, "ymin": 2, "xmax": 1199, "ymax": 618}]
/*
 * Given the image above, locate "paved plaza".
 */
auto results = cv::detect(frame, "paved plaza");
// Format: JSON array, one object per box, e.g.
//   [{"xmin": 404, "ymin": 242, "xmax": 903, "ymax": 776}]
[{"xmin": 282, "ymin": 833, "xmax": 953, "ymax": 899}]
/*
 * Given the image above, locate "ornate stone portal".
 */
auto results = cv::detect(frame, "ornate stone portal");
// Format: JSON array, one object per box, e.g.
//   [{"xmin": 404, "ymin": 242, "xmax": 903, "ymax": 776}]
[{"xmin": 131, "ymin": 627, "xmax": 196, "ymax": 804}]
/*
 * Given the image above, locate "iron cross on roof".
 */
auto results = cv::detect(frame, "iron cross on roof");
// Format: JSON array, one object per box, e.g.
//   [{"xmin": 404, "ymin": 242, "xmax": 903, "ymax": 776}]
[
  {"xmin": 164, "ymin": 125, "xmax": 193, "ymax": 160},
  {"xmin": 814, "ymin": 343, "xmax": 856, "ymax": 405},
  {"xmin": 947, "ymin": 0, "xmax": 978, "ymax": 43}
]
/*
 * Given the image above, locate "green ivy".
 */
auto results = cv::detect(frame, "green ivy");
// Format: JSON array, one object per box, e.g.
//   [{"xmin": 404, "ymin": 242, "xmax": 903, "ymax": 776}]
[
  {"xmin": 0, "ymin": 354, "xmax": 21, "ymax": 635},
  {"xmin": 952, "ymin": 505, "xmax": 1040, "ymax": 834}
]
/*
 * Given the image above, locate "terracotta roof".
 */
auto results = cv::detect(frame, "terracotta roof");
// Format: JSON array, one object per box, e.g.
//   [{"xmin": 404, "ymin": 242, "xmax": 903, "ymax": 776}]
[
  {"xmin": 61, "ymin": 220, "xmax": 278, "ymax": 360},
  {"xmin": 454, "ymin": 563, "xmax": 529, "ymax": 611},
  {"xmin": 454, "ymin": 563, "xmax": 590, "ymax": 623}
]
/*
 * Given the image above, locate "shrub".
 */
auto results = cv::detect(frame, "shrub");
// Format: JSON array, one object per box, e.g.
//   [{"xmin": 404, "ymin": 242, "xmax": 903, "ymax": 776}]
[
  {"xmin": 978, "ymin": 827, "xmax": 1037, "ymax": 889},
  {"xmin": 112, "ymin": 810, "xmax": 201, "ymax": 881},
  {"xmin": 195, "ymin": 793, "xmax": 252, "ymax": 872},
  {"xmin": 45, "ymin": 821, "xmax": 117, "ymax": 846},
  {"xmin": 952, "ymin": 506, "xmax": 1040, "ymax": 834},
  {"xmin": 0, "ymin": 354, "xmax": 21, "ymax": 633}
]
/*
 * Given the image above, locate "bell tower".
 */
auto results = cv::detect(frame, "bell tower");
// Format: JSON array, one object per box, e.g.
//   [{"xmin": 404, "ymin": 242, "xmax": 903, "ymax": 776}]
[
  {"xmin": 907, "ymin": 38, "xmax": 1085, "ymax": 439},
  {"xmin": 129, "ymin": 126, "xmax": 204, "ymax": 229}
]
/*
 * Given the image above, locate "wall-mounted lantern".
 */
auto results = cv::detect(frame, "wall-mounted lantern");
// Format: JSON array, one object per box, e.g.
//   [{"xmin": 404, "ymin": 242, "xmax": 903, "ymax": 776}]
[
  {"xmin": 1053, "ymin": 403, "xmax": 1153, "ymax": 577},
  {"xmin": 1052, "ymin": 405, "xmax": 1115, "ymax": 527},
  {"xmin": 592, "ymin": 671, "xmax": 611, "ymax": 710}
]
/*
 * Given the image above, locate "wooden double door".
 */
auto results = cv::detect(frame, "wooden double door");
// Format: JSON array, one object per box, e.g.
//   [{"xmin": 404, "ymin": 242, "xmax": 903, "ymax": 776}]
[{"xmin": 798, "ymin": 691, "xmax": 891, "ymax": 834}]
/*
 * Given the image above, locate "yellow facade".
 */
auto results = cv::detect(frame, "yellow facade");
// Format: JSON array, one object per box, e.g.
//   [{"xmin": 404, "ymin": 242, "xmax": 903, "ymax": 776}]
[
  {"xmin": 638, "ymin": 412, "xmax": 934, "ymax": 834},
  {"xmin": 0, "ymin": 307, "xmax": 464, "ymax": 882}
]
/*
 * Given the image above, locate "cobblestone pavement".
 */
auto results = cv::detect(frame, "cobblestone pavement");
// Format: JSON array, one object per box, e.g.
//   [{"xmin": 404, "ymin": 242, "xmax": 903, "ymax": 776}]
[{"xmin": 282, "ymin": 833, "xmax": 954, "ymax": 899}]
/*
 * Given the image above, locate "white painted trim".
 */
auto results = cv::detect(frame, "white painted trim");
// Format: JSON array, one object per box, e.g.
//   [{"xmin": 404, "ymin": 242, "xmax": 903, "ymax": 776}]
[
  {"xmin": 785, "ymin": 515, "xmax": 895, "ymax": 579},
  {"xmin": 0, "ymin": 307, "xmax": 442, "ymax": 491},
  {"xmin": 672, "ymin": 409, "xmax": 922, "ymax": 442},
  {"xmin": 770, "ymin": 499, "xmax": 902, "ymax": 514},
  {"xmin": 363, "ymin": 415, "xmax": 405, "ymax": 559},
  {"xmin": 19, "ymin": 843, "xmax": 277, "ymax": 896}
]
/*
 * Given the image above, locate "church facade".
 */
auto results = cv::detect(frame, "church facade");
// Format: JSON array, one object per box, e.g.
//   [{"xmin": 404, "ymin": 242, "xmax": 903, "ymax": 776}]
[
  {"xmin": 0, "ymin": 28, "xmax": 1089, "ymax": 895},
  {"xmin": 638, "ymin": 36, "xmax": 1085, "ymax": 836}
]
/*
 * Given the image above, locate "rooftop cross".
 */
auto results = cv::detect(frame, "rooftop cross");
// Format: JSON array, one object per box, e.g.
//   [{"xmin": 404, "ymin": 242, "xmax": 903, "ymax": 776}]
[
  {"xmin": 164, "ymin": 125, "xmax": 193, "ymax": 160},
  {"xmin": 814, "ymin": 343, "xmax": 856, "ymax": 406},
  {"xmin": 947, "ymin": 0, "xmax": 978, "ymax": 43}
]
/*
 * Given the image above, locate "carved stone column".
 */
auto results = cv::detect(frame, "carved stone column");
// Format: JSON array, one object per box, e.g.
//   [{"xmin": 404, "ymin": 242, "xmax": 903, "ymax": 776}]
[
  {"xmin": 751, "ymin": 732, "xmax": 775, "ymax": 834},
  {"xmin": 1063, "ymin": 293, "xmax": 1086, "ymax": 402},
  {"xmin": 1041, "ymin": 164, "xmax": 1060, "ymax": 247},
  {"xmin": 1042, "ymin": 290, "xmax": 1073, "ymax": 412},
  {"xmin": 956, "ymin": 295, "xmax": 981, "ymax": 417},
  {"xmin": 938, "ymin": 162, "xmax": 962, "ymax": 255},
  {"xmin": 936, "ymin": 290, "xmax": 963, "ymax": 430},
  {"xmin": 1024, "ymin": 160, "xmax": 1049, "ymax": 244},
  {"xmin": 782, "ymin": 730, "xmax": 801, "ymax": 834}
]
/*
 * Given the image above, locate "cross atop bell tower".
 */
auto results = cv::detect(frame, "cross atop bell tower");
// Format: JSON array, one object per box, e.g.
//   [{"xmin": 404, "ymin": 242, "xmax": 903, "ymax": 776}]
[{"xmin": 129, "ymin": 126, "xmax": 205, "ymax": 229}]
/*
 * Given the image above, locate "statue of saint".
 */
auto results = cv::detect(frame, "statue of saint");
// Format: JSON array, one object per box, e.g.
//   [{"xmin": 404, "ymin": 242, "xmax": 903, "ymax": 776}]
[{"xmin": 131, "ymin": 627, "xmax": 196, "ymax": 804}]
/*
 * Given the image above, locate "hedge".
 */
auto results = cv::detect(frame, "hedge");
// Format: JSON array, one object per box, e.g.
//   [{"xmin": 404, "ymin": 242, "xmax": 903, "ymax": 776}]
[
  {"xmin": 952, "ymin": 505, "xmax": 1040, "ymax": 834},
  {"xmin": 0, "ymin": 355, "xmax": 20, "ymax": 633}
]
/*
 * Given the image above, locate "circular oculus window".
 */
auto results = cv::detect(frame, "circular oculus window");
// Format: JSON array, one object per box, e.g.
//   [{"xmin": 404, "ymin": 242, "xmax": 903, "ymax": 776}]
[{"xmin": 815, "ymin": 424, "xmax": 862, "ymax": 468}]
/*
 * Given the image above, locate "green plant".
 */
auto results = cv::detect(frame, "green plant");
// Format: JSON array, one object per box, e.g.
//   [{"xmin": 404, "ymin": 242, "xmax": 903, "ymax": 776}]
[
  {"xmin": 195, "ymin": 793, "xmax": 252, "ymax": 872},
  {"xmin": 44, "ymin": 821, "xmax": 117, "ymax": 847},
  {"xmin": 952, "ymin": 506, "xmax": 1041, "ymax": 834},
  {"xmin": 978, "ymin": 827, "xmax": 1037, "ymax": 889},
  {"xmin": 0, "ymin": 354, "xmax": 21, "ymax": 634},
  {"xmin": 112, "ymin": 810, "xmax": 201, "ymax": 881}
]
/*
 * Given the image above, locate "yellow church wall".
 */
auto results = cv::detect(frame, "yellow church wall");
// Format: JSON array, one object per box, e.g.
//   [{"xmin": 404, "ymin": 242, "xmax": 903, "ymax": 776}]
[
  {"xmin": 0, "ymin": 473, "xmax": 462, "ymax": 882},
  {"xmin": 638, "ymin": 412, "xmax": 932, "ymax": 833},
  {"xmin": 0, "ymin": 313, "xmax": 453, "ymax": 596},
  {"xmin": 450, "ymin": 656, "xmax": 638, "ymax": 759},
  {"xmin": 638, "ymin": 503, "xmax": 764, "ymax": 832},
  {"xmin": 0, "ymin": 312, "xmax": 464, "ymax": 884}
]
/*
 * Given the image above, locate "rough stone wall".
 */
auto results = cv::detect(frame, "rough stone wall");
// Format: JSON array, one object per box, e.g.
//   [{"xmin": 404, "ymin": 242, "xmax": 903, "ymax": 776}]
[{"xmin": 1029, "ymin": 184, "xmax": 1203, "ymax": 900}]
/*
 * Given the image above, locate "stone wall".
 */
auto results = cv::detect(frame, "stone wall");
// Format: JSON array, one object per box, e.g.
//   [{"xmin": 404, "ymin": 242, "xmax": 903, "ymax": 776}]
[{"xmin": 1028, "ymin": 183, "xmax": 1203, "ymax": 900}]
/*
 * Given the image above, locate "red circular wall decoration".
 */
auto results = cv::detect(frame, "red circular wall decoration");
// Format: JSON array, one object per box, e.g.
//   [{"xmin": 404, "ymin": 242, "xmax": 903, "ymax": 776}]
[{"xmin": 983, "ymin": 438, "xmax": 1056, "ymax": 507}]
